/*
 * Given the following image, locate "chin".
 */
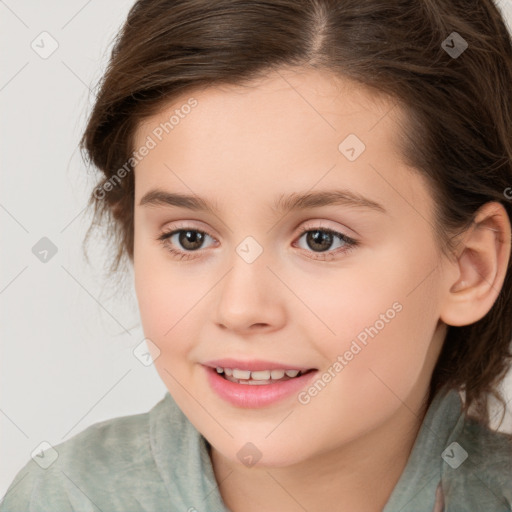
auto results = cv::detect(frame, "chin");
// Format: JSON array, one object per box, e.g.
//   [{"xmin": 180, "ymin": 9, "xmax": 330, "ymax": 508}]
[{"xmin": 211, "ymin": 436, "xmax": 313, "ymax": 470}]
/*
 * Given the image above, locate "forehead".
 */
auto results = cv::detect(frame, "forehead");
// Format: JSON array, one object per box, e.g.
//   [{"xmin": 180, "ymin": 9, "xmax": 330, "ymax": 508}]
[
  {"xmin": 131, "ymin": 67, "xmax": 433, "ymax": 225},
  {"xmin": 134, "ymin": 68, "xmax": 397, "ymax": 146}
]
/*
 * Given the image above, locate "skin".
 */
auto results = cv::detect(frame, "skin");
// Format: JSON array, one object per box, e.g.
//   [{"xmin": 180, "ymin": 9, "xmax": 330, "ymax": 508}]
[{"xmin": 131, "ymin": 67, "xmax": 511, "ymax": 511}]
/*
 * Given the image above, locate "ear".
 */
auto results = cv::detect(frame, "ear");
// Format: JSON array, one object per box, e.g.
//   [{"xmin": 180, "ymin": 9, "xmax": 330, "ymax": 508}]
[{"xmin": 439, "ymin": 201, "xmax": 511, "ymax": 327}]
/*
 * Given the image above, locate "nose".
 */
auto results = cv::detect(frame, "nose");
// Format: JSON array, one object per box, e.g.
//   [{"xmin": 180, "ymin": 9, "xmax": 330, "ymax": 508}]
[{"xmin": 214, "ymin": 249, "xmax": 287, "ymax": 334}]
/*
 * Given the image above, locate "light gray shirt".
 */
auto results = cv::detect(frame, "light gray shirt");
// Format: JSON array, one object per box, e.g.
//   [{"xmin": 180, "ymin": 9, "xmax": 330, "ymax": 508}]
[{"xmin": 1, "ymin": 388, "xmax": 511, "ymax": 511}]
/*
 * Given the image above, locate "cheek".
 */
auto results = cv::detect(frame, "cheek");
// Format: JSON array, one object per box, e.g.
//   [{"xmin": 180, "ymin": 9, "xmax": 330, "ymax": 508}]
[
  {"xmin": 134, "ymin": 256, "xmax": 207, "ymax": 406},
  {"xmin": 292, "ymin": 262, "xmax": 442, "ymax": 447},
  {"xmin": 133, "ymin": 229, "xmax": 198, "ymax": 360},
  {"xmin": 313, "ymin": 243, "xmax": 443, "ymax": 406}
]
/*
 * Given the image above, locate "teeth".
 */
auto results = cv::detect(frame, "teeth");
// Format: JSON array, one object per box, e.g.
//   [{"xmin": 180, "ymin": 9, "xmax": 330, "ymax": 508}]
[
  {"xmin": 233, "ymin": 377, "xmax": 272, "ymax": 385},
  {"xmin": 232, "ymin": 369, "xmax": 251, "ymax": 379},
  {"xmin": 250, "ymin": 370, "xmax": 271, "ymax": 380},
  {"xmin": 215, "ymin": 366, "xmax": 306, "ymax": 382}
]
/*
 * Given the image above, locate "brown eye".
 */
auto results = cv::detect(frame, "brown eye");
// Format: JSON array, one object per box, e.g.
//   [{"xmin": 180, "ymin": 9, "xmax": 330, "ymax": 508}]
[
  {"xmin": 157, "ymin": 228, "xmax": 216, "ymax": 260},
  {"xmin": 294, "ymin": 226, "xmax": 359, "ymax": 261},
  {"xmin": 176, "ymin": 230, "xmax": 206, "ymax": 251},
  {"xmin": 295, "ymin": 227, "xmax": 357, "ymax": 257},
  {"xmin": 303, "ymin": 230, "xmax": 335, "ymax": 252}
]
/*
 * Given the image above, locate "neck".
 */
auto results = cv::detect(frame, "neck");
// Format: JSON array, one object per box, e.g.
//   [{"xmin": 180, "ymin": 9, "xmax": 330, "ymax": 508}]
[{"xmin": 210, "ymin": 394, "xmax": 428, "ymax": 512}]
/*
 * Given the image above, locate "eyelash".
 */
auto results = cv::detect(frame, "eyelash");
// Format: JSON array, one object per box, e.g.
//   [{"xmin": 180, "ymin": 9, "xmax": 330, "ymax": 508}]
[{"xmin": 156, "ymin": 224, "xmax": 359, "ymax": 262}]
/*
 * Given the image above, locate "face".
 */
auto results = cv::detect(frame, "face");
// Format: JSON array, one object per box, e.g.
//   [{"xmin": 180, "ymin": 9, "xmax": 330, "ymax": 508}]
[{"xmin": 132, "ymin": 67, "xmax": 451, "ymax": 468}]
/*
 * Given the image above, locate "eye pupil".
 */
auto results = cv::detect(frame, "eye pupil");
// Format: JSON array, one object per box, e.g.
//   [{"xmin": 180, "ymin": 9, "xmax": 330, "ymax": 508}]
[
  {"xmin": 307, "ymin": 230, "xmax": 333, "ymax": 252},
  {"xmin": 179, "ymin": 230, "xmax": 204, "ymax": 250}
]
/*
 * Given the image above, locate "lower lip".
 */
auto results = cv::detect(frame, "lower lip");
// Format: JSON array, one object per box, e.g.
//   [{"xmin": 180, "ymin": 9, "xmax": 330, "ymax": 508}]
[{"xmin": 204, "ymin": 366, "xmax": 318, "ymax": 408}]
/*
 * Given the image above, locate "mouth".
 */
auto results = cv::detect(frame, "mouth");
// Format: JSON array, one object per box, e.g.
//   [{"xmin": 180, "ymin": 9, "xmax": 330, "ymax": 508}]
[{"xmin": 202, "ymin": 360, "xmax": 318, "ymax": 408}]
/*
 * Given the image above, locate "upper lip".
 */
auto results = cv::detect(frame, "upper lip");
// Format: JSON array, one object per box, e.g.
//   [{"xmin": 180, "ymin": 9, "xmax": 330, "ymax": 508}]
[{"xmin": 202, "ymin": 358, "xmax": 316, "ymax": 372}]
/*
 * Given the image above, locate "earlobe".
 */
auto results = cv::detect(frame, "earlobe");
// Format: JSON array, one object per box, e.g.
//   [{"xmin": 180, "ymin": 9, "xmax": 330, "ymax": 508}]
[{"xmin": 440, "ymin": 202, "xmax": 511, "ymax": 327}]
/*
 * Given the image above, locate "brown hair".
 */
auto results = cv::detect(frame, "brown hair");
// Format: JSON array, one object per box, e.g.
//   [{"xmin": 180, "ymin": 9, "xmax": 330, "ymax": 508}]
[{"xmin": 80, "ymin": 0, "xmax": 512, "ymax": 429}]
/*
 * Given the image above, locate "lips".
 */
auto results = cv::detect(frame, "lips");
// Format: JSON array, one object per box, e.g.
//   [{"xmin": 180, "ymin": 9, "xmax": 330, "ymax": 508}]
[{"xmin": 201, "ymin": 359, "xmax": 318, "ymax": 409}]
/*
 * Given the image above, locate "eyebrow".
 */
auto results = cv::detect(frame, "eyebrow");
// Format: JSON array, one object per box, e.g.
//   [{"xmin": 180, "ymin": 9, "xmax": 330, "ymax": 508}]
[{"xmin": 138, "ymin": 188, "xmax": 387, "ymax": 215}]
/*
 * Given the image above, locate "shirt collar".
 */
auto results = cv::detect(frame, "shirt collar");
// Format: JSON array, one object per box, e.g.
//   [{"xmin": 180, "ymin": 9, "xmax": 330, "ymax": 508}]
[
  {"xmin": 150, "ymin": 391, "xmax": 229, "ymax": 511},
  {"xmin": 383, "ymin": 388, "xmax": 465, "ymax": 511}
]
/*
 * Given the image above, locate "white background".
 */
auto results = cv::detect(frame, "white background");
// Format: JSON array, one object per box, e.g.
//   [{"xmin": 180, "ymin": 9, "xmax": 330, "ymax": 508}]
[{"xmin": 1, "ymin": 0, "xmax": 512, "ymax": 498}]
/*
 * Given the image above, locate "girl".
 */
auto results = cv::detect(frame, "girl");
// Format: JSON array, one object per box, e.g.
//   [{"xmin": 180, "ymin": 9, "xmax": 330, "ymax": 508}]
[{"xmin": 2, "ymin": 0, "xmax": 512, "ymax": 510}]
